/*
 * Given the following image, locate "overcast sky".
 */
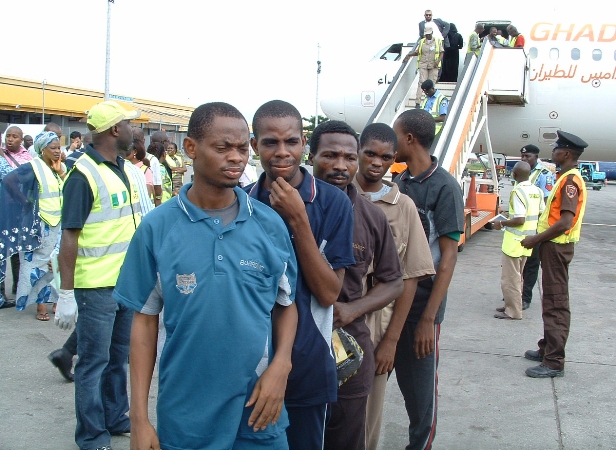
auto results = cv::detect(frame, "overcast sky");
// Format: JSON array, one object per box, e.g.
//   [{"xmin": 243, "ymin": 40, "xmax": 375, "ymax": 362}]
[{"xmin": 5, "ymin": 1, "xmax": 567, "ymax": 122}]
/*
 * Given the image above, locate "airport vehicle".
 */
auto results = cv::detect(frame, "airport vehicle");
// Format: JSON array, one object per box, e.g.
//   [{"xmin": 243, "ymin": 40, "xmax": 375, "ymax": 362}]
[
  {"xmin": 579, "ymin": 162, "xmax": 606, "ymax": 190},
  {"xmin": 598, "ymin": 162, "xmax": 616, "ymax": 180}
]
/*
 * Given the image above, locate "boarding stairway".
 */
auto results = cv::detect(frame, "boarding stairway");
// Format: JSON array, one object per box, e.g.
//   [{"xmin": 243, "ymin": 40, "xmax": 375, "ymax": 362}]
[{"xmin": 368, "ymin": 40, "xmax": 530, "ymax": 244}]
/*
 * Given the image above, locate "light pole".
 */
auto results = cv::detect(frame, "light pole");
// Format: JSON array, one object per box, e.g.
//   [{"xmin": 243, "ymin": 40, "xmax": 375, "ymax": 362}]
[
  {"xmin": 315, "ymin": 43, "xmax": 321, "ymax": 128},
  {"xmin": 104, "ymin": 0, "xmax": 113, "ymax": 100}
]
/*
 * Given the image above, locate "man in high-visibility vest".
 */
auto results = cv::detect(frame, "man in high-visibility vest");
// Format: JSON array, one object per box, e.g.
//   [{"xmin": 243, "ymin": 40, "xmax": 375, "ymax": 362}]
[
  {"xmin": 521, "ymin": 131, "xmax": 588, "ymax": 378},
  {"xmin": 507, "ymin": 25, "xmax": 526, "ymax": 48},
  {"xmin": 409, "ymin": 25, "xmax": 444, "ymax": 108},
  {"xmin": 519, "ymin": 144, "xmax": 554, "ymax": 310},
  {"xmin": 467, "ymin": 23, "xmax": 484, "ymax": 56},
  {"xmin": 420, "ymin": 79, "xmax": 449, "ymax": 135},
  {"xmin": 54, "ymin": 101, "xmax": 142, "ymax": 449},
  {"xmin": 492, "ymin": 162, "xmax": 544, "ymax": 320}
]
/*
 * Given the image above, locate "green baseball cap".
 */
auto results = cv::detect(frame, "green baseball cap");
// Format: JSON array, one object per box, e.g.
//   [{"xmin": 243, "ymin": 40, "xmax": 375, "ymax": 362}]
[{"xmin": 87, "ymin": 101, "xmax": 140, "ymax": 133}]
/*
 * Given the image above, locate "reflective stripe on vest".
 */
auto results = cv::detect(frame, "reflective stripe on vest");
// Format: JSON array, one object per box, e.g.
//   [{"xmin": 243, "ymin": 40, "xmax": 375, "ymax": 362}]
[
  {"xmin": 161, "ymin": 166, "xmax": 173, "ymax": 203},
  {"xmin": 30, "ymin": 158, "xmax": 63, "ymax": 227},
  {"xmin": 467, "ymin": 32, "xmax": 480, "ymax": 56},
  {"xmin": 502, "ymin": 183, "xmax": 543, "ymax": 257},
  {"xmin": 420, "ymin": 92, "xmax": 447, "ymax": 134},
  {"xmin": 417, "ymin": 37, "xmax": 442, "ymax": 67},
  {"xmin": 72, "ymin": 154, "xmax": 141, "ymax": 288},
  {"xmin": 537, "ymin": 168, "xmax": 586, "ymax": 244}
]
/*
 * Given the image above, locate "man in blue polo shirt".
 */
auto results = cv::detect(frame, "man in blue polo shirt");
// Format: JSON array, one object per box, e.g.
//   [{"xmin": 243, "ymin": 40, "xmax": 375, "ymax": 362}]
[
  {"xmin": 247, "ymin": 100, "xmax": 355, "ymax": 450},
  {"xmin": 114, "ymin": 102, "xmax": 299, "ymax": 450}
]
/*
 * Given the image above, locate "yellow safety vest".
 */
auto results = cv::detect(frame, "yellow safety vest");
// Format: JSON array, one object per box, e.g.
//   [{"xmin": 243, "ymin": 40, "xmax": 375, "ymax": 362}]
[
  {"xmin": 72, "ymin": 154, "xmax": 142, "ymax": 288},
  {"xmin": 537, "ymin": 168, "xmax": 586, "ymax": 244},
  {"xmin": 161, "ymin": 166, "xmax": 173, "ymax": 202},
  {"xmin": 467, "ymin": 32, "xmax": 480, "ymax": 56},
  {"xmin": 417, "ymin": 37, "xmax": 442, "ymax": 68},
  {"xmin": 30, "ymin": 158, "xmax": 63, "ymax": 227},
  {"xmin": 420, "ymin": 92, "xmax": 448, "ymax": 135},
  {"xmin": 508, "ymin": 36, "xmax": 517, "ymax": 48},
  {"xmin": 502, "ymin": 181, "xmax": 543, "ymax": 257}
]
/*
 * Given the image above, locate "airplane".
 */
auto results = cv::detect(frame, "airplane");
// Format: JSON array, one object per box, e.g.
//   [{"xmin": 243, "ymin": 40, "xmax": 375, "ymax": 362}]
[{"xmin": 320, "ymin": 19, "xmax": 616, "ymax": 162}]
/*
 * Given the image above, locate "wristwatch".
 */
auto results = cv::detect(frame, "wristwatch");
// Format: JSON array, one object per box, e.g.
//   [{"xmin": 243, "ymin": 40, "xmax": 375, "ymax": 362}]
[{"xmin": 155, "ymin": 196, "xmax": 162, "ymax": 200}]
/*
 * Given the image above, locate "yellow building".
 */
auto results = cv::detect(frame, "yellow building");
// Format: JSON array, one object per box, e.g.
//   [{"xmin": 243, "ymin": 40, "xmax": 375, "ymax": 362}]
[{"xmin": 0, "ymin": 75, "xmax": 194, "ymax": 145}]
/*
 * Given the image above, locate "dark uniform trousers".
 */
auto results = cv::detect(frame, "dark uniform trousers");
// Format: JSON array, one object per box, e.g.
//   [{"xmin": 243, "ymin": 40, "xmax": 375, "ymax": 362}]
[
  {"xmin": 538, "ymin": 241, "xmax": 574, "ymax": 371},
  {"xmin": 522, "ymin": 243, "xmax": 541, "ymax": 304}
]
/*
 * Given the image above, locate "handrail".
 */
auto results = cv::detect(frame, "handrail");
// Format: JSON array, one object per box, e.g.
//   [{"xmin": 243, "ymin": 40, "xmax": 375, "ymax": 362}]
[{"xmin": 367, "ymin": 55, "xmax": 418, "ymax": 127}]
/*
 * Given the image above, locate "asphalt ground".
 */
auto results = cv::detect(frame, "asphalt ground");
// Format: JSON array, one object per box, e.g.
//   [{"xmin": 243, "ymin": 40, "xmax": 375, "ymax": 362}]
[{"xmin": 0, "ymin": 179, "xmax": 614, "ymax": 449}]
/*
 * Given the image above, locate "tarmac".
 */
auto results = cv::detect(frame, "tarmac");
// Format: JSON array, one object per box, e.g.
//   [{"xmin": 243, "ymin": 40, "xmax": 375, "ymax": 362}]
[{"xmin": 0, "ymin": 178, "xmax": 615, "ymax": 450}]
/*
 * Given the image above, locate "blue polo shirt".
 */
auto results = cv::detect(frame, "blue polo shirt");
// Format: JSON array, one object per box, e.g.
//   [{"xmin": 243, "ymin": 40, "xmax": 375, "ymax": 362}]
[
  {"xmin": 423, "ymin": 89, "xmax": 449, "ymax": 116},
  {"xmin": 246, "ymin": 167, "xmax": 355, "ymax": 406},
  {"xmin": 531, "ymin": 160, "xmax": 554, "ymax": 199},
  {"xmin": 113, "ymin": 184, "xmax": 297, "ymax": 450}
]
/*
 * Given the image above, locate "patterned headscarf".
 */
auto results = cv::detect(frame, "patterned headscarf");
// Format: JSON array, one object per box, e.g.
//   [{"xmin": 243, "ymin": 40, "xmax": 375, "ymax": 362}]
[{"xmin": 33, "ymin": 131, "xmax": 59, "ymax": 156}]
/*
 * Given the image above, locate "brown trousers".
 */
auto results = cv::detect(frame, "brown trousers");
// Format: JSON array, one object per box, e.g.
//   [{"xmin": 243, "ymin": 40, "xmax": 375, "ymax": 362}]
[{"xmin": 538, "ymin": 241, "xmax": 575, "ymax": 370}]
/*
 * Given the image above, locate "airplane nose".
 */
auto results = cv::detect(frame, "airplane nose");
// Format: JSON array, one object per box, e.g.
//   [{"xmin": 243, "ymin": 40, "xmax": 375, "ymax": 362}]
[{"xmin": 320, "ymin": 97, "xmax": 345, "ymax": 122}]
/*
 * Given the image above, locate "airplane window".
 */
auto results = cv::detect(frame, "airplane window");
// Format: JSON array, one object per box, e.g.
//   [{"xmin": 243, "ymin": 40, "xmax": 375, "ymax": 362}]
[
  {"xmin": 592, "ymin": 49, "xmax": 602, "ymax": 61},
  {"xmin": 549, "ymin": 48, "xmax": 559, "ymax": 60},
  {"xmin": 529, "ymin": 47, "xmax": 538, "ymax": 59},
  {"xmin": 571, "ymin": 48, "xmax": 580, "ymax": 60}
]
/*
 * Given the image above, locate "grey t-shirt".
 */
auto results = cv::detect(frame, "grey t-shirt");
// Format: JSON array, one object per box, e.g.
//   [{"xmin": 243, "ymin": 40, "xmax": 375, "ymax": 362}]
[{"xmin": 203, "ymin": 197, "xmax": 239, "ymax": 227}]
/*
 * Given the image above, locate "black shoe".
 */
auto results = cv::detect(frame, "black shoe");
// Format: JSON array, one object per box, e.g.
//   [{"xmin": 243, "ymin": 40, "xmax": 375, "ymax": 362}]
[
  {"xmin": 48, "ymin": 348, "xmax": 74, "ymax": 382},
  {"xmin": 0, "ymin": 299, "xmax": 16, "ymax": 309},
  {"xmin": 522, "ymin": 301, "xmax": 530, "ymax": 310},
  {"xmin": 524, "ymin": 350, "xmax": 543, "ymax": 362},
  {"xmin": 526, "ymin": 364, "xmax": 564, "ymax": 378}
]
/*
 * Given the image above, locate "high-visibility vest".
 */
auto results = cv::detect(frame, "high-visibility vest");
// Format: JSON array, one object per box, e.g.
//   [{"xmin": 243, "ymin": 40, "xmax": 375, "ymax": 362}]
[
  {"xmin": 161, "ymin": 166, "xmax": 173, "ymax": 202},
  {"xmin": 467, "ymin": 32, "xmax": 480, "ymax": 56},
  {"xmin": 502, "ymin": 181, "xmax": 543, "ymax": 257},
  {"xmin": 420, "ymin": 91, "xmax": 448, "ymax": 135},
  {"xmin": 72, "ymin": 154, "xmax": 142, "ymax": 288},
  {"xmin": 417, "ymin": 37, "xmax": 442, "ymax": 68},
  {"xmin": 30, "ymin": 158, "xmax": 63, "ymax": 227},
  {"xmin": 509, "ymin": 36, "xmax": 517, "ymax": 48},
  {"xmin": 537, "ymin": 168, "xmax": 586, "ymax": 244}
]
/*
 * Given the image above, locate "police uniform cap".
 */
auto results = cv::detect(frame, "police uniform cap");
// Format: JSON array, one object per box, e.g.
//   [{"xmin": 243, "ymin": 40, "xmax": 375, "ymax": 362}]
[
  {"xmin": 551, "ymin": 130, "xmax": 588, "ymax": 153},
  {"xmin": 520, "ymin": 144, "xmax": 540, "ymax": 154}
]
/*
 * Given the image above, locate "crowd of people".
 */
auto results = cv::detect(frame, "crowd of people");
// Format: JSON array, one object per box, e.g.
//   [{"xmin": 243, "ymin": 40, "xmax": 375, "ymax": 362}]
[{"xmin": 0, "ymin": 51, "xmax": 589, "ymax": 450}]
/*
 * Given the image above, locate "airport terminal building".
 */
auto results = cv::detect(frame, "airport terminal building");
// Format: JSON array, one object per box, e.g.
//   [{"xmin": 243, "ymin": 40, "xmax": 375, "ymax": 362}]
[{"xmin": 0, "ymin": 75, "xmax": 193, "ymax": 146}]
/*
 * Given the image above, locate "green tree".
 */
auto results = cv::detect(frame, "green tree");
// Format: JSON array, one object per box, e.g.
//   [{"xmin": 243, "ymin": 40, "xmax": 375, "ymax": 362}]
[{"xmin": 302, "ymin": 115, "xmax": 329, "ymax": 142}]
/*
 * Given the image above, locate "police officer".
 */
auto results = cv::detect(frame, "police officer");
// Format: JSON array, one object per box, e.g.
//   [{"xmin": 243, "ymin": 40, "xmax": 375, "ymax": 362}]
[
  {"xmin": 521, "ymin": 131, "xmax": 588, "ymax": 378},
  {"xmin": 420, "ymin": 79, "xmax": 448, "ymax": 135},
  {"xmin": 519, "ymin": 144, "xmax": 554, "ymax": 310}
]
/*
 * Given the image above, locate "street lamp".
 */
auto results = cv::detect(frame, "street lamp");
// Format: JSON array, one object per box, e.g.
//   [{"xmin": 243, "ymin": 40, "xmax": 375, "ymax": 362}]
[{"xmin": 104, "ymin": 0, "xmax": 113, "ymax": 100}]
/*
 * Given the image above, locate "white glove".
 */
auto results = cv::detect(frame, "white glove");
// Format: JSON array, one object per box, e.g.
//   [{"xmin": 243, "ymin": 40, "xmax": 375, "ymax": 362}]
[{"xmin": 54, "ymin": 289, "xmax": 78, "ymax": 330}]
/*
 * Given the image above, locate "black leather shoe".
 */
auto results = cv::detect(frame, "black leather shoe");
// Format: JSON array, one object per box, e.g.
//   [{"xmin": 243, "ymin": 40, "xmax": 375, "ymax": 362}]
[
  {"xmin": 522, "ymin": 301, "xmax": 530, "ymax": 310},
  {"xmin": 524, "ymin": 349, "xmax": 543, "ymax": 362},
  {"xmin": 0, "ymin": 299, "xmax": 16, "ymax": 309},
  {"xmin": 526, "ymin": 364, "xmax": 564, "ymax": 378},
  {"xmin": 48, "ymin": 348, "xmax": 74, "ymax": 382}
]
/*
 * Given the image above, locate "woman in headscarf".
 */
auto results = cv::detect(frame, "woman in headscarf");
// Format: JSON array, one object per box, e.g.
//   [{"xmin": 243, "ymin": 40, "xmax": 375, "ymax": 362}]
[
  {"xmin": 0, "ymin": 132, "xmax": 66, "ymax": 320},
  {"xmin": 165, "ymin": 142, "xmax": 186, "ymax": 192},
  {"xmin": 148, "ymin": 142, "xmax": 173, "ymax": 203},
  {"xmin": 440, "ymin": 23, "xmax": 464, "ymax": 82}
]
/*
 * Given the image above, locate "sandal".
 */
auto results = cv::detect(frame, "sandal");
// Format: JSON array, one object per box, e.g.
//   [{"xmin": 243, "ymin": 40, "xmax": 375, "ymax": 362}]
[{"xmin": 36, "ymin": 312, "xmax": 50, "ymax": 321}]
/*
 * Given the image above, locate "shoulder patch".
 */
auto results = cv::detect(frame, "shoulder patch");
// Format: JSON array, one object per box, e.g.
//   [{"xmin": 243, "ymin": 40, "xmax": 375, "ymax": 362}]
[{"xmin": 566, "ymin": 184, "xmax": 578, "ymax": 199}]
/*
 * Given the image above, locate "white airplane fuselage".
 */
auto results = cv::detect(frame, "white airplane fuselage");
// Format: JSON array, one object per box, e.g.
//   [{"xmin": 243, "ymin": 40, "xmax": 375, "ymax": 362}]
[{"xmin": 321, "ymin": 21, "xmax": 616, "ymax": 161}]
